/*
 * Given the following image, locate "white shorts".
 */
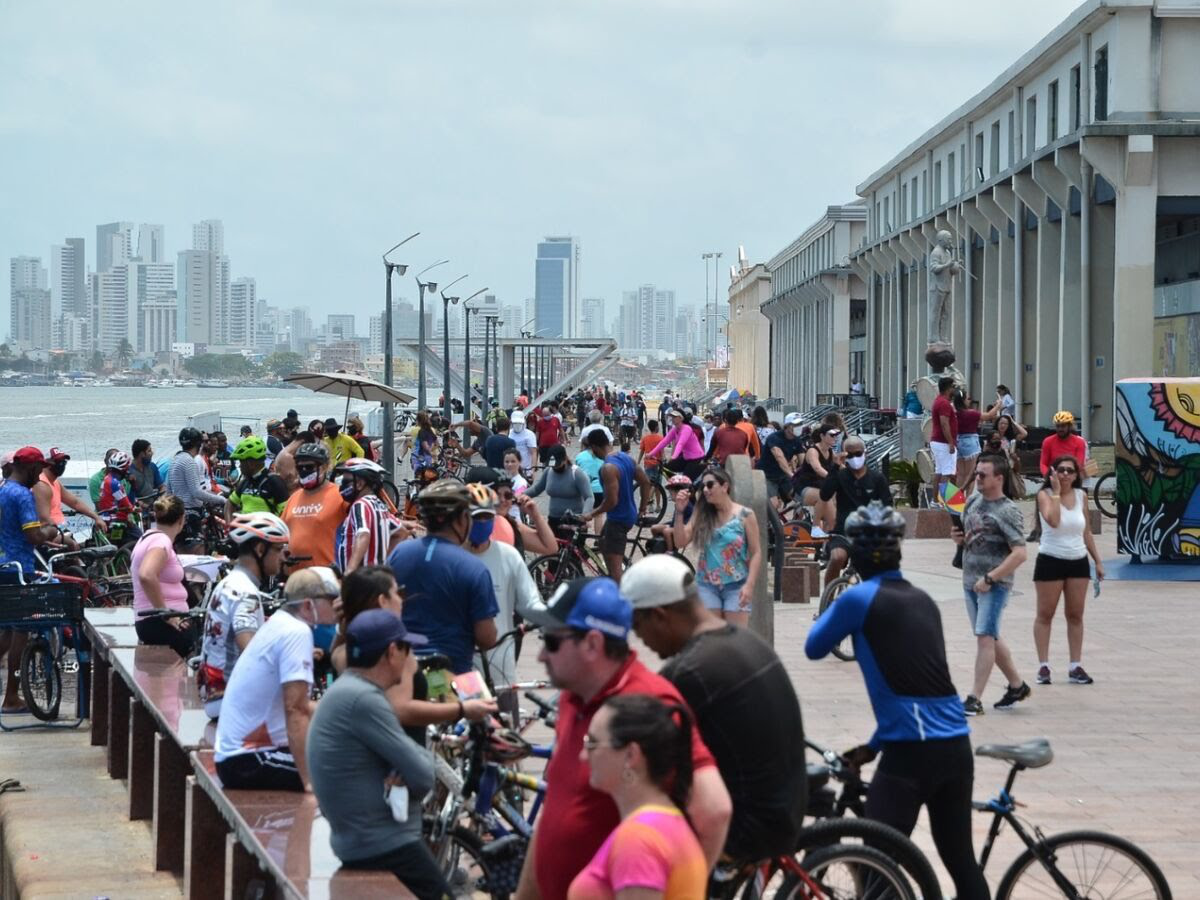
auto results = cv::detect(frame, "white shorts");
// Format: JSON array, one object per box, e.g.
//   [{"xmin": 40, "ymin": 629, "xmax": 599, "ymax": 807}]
[{"xmin": 930, "ymin": 441, "xmax": 958, "ymax": 475}]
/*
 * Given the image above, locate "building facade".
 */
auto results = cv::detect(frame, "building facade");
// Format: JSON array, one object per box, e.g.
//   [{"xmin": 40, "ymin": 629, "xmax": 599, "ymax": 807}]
[
  {"xmin": 51, "ymin": 238, "xmax": 87, "ymax": 322},
  {"xmin": 726, "ymin": 259, "xmax": 772, "ymax": 399},
  {"xmin": 852, "ymin": 0, "xmax": 1200, "ymax": 440},
  {"xmin": 228, "ymin": 277, "xmax": 257, "ymax": 349},
  {"xmin": 96, "ymin": 222, "xmax": 133, "ymax": 274},
  {"xmin": 580, "ymin": 297, "xmax": 606, "ymax": 338},
  {"xmin": 763, "ymin": 204, "xmax": 868, "ymax": 408},
  {"xmin": 142, "ymin": 295, "xmax": 178, "ymax": 355},
  {"xmin": 534, "ymin": 236, "xmax": 580, "ymax": 337}
]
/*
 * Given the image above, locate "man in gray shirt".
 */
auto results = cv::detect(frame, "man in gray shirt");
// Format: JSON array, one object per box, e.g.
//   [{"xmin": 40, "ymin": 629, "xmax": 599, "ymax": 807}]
[
  {"xmin": 306, "ymin": 609, "xmax": 452, "ymax": 899},
  {"xmin": 951, "ymin": 453, "xmax": 1029, "ymax": 716},
  {"xmin": 524, "ymin": 444, "xmax": 593, "ymax": 534}
]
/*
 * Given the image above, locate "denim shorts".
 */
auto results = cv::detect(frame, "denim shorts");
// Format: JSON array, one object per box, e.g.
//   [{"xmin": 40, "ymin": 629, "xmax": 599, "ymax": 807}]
[
  {"xmin": 964, "ymin": 584, "xmax": 1010, "ymax": 639},
  {"xmin": 958, "ymin": 434, "xmax": 981, "ymax": 458},
  {"xmin": 697, "ymin": 578, "xmax": 748, "ymax": 613}
]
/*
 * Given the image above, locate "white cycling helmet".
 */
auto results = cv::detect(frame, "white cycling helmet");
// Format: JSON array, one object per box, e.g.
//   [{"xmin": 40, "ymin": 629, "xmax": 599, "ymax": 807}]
[
  {"xmin": 107, "ymin": 450, "xmax": 132, "ymax": 472},
  {"xmin": 336, "ymin": 457, "xmax": 387, "ymax": 483},
  {"xmin": 228, "ymin": 512, "xmax": 290, "ymax": 546}
]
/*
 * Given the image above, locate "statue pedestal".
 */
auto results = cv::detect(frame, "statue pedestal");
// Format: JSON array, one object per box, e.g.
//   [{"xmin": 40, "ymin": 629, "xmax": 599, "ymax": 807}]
[{"xmin": 925, "ymin": 343, "xmax": 955, "ymax": 373}]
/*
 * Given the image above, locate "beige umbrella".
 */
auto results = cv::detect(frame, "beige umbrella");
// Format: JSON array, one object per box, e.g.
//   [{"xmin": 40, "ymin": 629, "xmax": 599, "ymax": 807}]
[{"xmin": 283, "ymin": 371, "xmax": 416, "ymax": 425}]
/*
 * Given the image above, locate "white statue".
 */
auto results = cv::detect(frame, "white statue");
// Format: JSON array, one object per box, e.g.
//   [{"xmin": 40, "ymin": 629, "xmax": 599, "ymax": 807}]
[{"xmin": 927, "ymin": 230, "xmax": 964, "ymax": 346}]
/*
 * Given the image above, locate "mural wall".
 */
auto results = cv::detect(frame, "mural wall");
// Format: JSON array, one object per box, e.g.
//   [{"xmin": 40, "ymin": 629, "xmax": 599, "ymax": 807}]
[{"xmin": 1115, "ymin": 378, "xmax": 1200, "ymax": 559}]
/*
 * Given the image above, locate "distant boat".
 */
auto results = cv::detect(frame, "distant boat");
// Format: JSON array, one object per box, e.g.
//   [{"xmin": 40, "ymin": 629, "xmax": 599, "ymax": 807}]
[
  {"xmin": 198, "ymin": 379, "xmax": 229, "ymax": 389},
  {"xmin": 177, "ymin": 380, "xmax": 198, "ymax": 388}
]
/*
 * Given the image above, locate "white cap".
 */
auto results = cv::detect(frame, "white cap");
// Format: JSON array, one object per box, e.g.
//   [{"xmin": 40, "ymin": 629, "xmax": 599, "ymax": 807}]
[
  {"xmin": 620, "ymin": 555, "xmax": 698, "ymax": 610},
  {"xmin": 784, "ymin": 412, "xmax": 804, "ymax": 426},
  {"xmin": 510, "ymin": 411, "xmax": 525, "ymax": 423}
]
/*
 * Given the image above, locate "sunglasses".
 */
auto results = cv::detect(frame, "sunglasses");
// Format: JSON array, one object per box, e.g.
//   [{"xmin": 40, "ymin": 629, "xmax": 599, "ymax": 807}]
[
  {"xmin": 296, "ymin": 465, "xmax": 320, "ymax": 476},
  {"xmin": 700, "ymin": 480, "xmax": 725, "ymax": 491},
  {"xmin": 824, "ymin": 430, "xmax": 840, "ymax": 438},
  {"xmin": 1055, "ymin": 466, "xmax": 1078, "ymax": 475},
  {"xmin": 844, "ymin": 450, "xmax": 865, "ymax": 459},
  {"xmin": 497, "ymin": 491, "xmax": 515, "ymax": 501},
  {"xmin": 540, "ymin": 630, "xmax": 583, "ymax": 652}
]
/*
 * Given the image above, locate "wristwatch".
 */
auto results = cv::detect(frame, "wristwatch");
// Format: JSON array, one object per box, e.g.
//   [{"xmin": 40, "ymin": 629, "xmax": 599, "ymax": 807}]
[{"xmin": 984, "ymin": 573, "xmax": 995, "ymax": 586}]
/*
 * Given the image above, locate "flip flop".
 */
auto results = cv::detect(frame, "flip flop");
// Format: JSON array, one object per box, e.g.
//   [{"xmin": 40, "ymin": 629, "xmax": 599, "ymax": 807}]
[{"xmin": 0, "ymin": 779, "xmax": 24, "ymax": 794}]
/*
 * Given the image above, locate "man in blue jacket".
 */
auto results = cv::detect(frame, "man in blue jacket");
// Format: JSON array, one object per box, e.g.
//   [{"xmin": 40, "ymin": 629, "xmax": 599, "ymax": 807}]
[{"xmin": 806, "ymin": 501, "xmax": 989, "ymax": 900}]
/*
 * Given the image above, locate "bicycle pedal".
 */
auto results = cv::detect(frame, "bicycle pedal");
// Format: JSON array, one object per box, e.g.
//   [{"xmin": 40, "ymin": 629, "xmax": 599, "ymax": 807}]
[{"xmin": 62, "ymin": 661, "xmax": 80, "ymax": 675}]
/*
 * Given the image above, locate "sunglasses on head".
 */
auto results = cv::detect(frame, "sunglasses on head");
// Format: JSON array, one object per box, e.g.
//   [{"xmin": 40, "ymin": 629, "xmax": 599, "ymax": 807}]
[{"xmin": 540, "ymin": 630, "xmax": 584, "ymax": 652}]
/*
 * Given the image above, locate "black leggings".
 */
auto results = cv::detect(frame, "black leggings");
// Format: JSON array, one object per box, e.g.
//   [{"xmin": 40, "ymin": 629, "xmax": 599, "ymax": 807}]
[
  {"xmin": 344, "ymin": 841, "xmax": 454, "ymax": 900},
  {"xmin": 135, "ymin": 617, "xmax": 199, "ymax": 659},
  {"xmin": 866, "ymin": 736, "xmax": 990, "ymax": 900}
]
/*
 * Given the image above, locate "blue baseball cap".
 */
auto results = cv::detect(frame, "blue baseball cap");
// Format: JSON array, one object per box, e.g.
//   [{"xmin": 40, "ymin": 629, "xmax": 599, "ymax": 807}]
[
  {"xmin": 346, "ymin": 609, "xmax": 427, "ymax": 666},
  {"xmin": 523, "ymin": 577, "xmax": 631, "ymax": 641}
]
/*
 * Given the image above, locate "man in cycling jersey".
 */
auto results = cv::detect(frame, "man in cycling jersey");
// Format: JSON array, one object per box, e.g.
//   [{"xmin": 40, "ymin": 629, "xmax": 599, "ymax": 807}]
[
  {"xmin": 805, "ymin": 502, "xmax": 989, "ymax": 900},
  {"xmin": 226, "ymin": 436, "xmax": 289, "ymax": 520},
  {"xmin": 199, "ymin": 512, "xmax": 290, "ymax": 719},
  {"xmin": 623, "ymin": 554, "xmax": 806, "ymax": 865},
  {"xmin": 96, "ymin": 451, "xmax": 142, "ymax": 543},
  {"xmin": 214, "ymin": 566, "xmax": 339, "ymax": 791},
  {"xmin": 168, "ymin": 427, "xmax": 227, "ymax": 548},
  {"xmin": 281, "ymin": 443, "xmax": 347, "ymax": 570},
  {"xmin": 333, "ymin": 458, "xmax": 407, "ymax": 574},
  {"xmin": 387, "ymin": 480, "xmax": 499, "ymax": 675}
]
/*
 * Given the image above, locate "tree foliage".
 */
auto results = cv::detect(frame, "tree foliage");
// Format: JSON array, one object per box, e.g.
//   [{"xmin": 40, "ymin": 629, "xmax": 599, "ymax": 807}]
[
  {"xmin": 183, "ymin": 353, "xmax": 259, "ymax": 379},
  {"xmin": 263, "ymin": 351, "xmax": 306, "ymax": 378}
]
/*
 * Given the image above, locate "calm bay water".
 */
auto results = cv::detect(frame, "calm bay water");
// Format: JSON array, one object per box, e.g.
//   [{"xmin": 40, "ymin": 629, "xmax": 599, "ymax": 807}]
[{"xmin": 0, "ymin": 385, "xmax": 377, "ymax": 467}]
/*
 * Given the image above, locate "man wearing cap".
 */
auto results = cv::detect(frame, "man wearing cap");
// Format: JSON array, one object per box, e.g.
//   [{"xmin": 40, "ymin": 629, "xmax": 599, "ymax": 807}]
[
  {"xmin": 761, "ymin": 413, "xmax": 807, "ymax": 511},
  {"xmin": 214, "ymin": 567, "xmax": 339, "ymax": 791},
  {"xmin": 515, "ymin": 577, "xmax": 731, "ymax": 900},
  {"xmin": 307, "ymin": 609, "xmax": 453, "ymax": 898},
  {"xmin": 624, "ymin": 555, "xmax": 807, "ymax": 865},
  {"xmin": 322, "ymin": 417, "xmax": 364, "ymax": 469},
  {"xmin": 33, "ymin": 447, "xmax": 106, "ymax": 542},
  {"xmin": 264, "ymin": 419, "xmax": 287, "ymax": 461},
  {"xmin": 508, "ymin": 410, "xmax": 538, "ymax": 474},
  {"xmin": 0, "ymin": 448, "xmax": 62, "ymax": 712}
]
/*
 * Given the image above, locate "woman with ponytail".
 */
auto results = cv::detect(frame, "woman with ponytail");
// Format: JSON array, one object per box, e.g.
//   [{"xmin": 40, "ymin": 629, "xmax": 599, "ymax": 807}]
[{"xmin": 568, "ymin": 694, "xmax": 708, "ymax": 899}]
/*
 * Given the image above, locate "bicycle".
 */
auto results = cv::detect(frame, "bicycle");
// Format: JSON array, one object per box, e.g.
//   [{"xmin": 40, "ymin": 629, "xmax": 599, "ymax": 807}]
[
  {"xmin": 1092, "ymin": 469, "xmax": 1117, "ymax": 518},
  {"xmin": 814, "ymin": 542, "xmax": 859, "ymax": 662},
  {"xmin": 974, "ymin": 738, "xmax": 1172, "ymax": 899},
  {"xmin": 709, "ymin": 842, "xmax": 915, "ymax": 899}
]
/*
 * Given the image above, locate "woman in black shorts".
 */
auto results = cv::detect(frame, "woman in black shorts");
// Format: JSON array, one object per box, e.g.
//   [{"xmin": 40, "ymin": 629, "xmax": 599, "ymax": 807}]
[{"xmin": 1032, "ymin": 455, "xmax": 1104, "ymax": 686}]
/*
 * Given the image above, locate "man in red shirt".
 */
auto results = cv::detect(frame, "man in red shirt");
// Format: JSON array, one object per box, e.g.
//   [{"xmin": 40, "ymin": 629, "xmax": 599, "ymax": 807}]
[
  {"xmin": 705, "ymin": 408, "xmax": 750, "ymax": 465},
  {"xmin": 516, "ymin": 578, "xmax": 731, "ymax": 900},
  {"xmin": 1039, "ymin": 411, "xmax": 1088, "ymax": 476},
  {"xmin": 929, "ymin": 376, "xmax": 959, "ymax": 499},
  {"xmin": 534, "ymin": 403, "xmax": 564, "ymax": 466}
]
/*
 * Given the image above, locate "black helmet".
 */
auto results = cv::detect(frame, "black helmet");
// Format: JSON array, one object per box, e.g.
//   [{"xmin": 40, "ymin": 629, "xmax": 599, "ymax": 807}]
[
  {"xmin": 179, "ymin": 427, "xmax": 202, "ymax": 449},
  {"xmin": 295, "ymin": 442, "xmax": 329, "ymax": 464},
  {"xmin": 416, "ymin": 479, "xmax": 471, "ymax": 518},
  {"xmin": 465, "ymin": 466, "xmax": 512, "ymax": 490},
  {"xmin": 845, "ymin": 501, "xmax": 906, "ymax": 573}
]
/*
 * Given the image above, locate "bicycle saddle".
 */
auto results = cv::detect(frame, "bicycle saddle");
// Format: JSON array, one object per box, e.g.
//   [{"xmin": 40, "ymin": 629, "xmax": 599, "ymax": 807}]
[
  {"xmin": 78, "ymin": 545, "xmax": 119, "ymax": 561},
  {"xmin": 975, "ymin": 737, "xmax": 1053, "ymax": 768}
]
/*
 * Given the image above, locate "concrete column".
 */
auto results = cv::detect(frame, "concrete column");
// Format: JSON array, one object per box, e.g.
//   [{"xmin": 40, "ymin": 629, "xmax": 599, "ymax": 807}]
[
  {"xmin": 961, "ymin": 204, "xmax": 991, "ymax": 397},
  {"xmin": 1034, "ymin": 156, "xmax": 1080, "ymax": 418},
  {"xmin": 1016, "ymin": 172, "xmax": 1059, "ymax": 426},
  {"xmin": 979, "ymin": 189, "xmax": 1016, "ymax": 404},
  {"xmin": 499, "ymin": 342, "xmax": 516, "ymax": 408},
  {"xmin": 833, "ymin": 278, "xmax": 850, "ymax": 394}
]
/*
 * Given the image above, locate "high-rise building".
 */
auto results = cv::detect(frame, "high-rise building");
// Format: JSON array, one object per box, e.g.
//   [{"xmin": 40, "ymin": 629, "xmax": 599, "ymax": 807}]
[
  {"xmin": 534, "ymin": 236, "xmax": 580, "ymax": 338},
  {"xmin": 10, "ymin": 256, "xmax": 45, "ymax": 294},
  {"xmin": 618, "ymin": 285, "xmax": 676, "ymax": 351},
  {"xmin": 53, "ymin": 314, "xmax": 89, "ymax": 353},
  {"xmin": 51, "ymin": 238, "xmax": 86, "ymax": 320},
  {"xmin": 327, "ymin": 314, "xmax": 355, "ymax": 342},
  {"xmin": 137, "ymin": 224, "xmax": 166, "ymax": 263},
  {"xmin": 127, "ymin": 261, "xmax": 175, "ymax": 352},
  {"xmin": 192, "ymin": 220, "xmax": 224, "ymax": 254},
  {"xmin": 228, "ymin": 277, "xmax": 257, "ymax": 348},
  {"xmin": 142, "ymin": 294, "xmax": 178, "ymax": 355},
  {"xmin": 177, "ymin": 220, "xmax": 230, "ymax": 345},
  {"xmin": 500, "ymin": 303, "xmax": 524, "ymax": 338},
  {"xmin": 91, "ymin": 266, "xmax": 132, "ymax": 354},
  {"xmin": 580, "ymin": 297, "xmax": 606, "ymax": 339},
  {"xmin": 96, "ymin": 222, "xmax": 133, "ymax": 273}
]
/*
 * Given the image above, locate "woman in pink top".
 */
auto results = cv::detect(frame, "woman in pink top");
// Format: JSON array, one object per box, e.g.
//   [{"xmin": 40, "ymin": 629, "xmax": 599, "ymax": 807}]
[
  {"xmin": 647, "ymin": 409, "xmax": 706, "ymax": 481},
  {"xmin": 132, "ymin": 494, "xmax": 196, "ymax": 659},
  {"xmin": 568, "ymin": 695, "xmax": 708, "ymax": 900}
]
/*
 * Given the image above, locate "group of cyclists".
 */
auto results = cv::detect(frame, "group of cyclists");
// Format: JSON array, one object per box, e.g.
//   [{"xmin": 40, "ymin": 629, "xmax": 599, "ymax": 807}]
[{"xmin": 0, "ymin": 383, "xmax": 1116, "ymax": 900}]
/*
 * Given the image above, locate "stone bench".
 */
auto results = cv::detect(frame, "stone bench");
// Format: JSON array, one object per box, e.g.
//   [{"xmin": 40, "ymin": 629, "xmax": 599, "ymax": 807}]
[
  {"xmin": 81, "ymin": 606, "xmax": 138, "ymax": 745},
  {"xmin": 188, "ymin": 750, "xmax": 408, "ymax": 899}
]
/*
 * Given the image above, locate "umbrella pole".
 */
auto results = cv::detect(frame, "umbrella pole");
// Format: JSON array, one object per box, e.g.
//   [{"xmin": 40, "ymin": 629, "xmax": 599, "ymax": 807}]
[{"xmin": 344, "ymin": 390, "xmax": 351, "ymax": 427}]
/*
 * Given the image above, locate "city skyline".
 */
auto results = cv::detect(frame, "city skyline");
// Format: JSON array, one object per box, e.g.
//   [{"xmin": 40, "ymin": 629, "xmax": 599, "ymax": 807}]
[{"xmin": 1, "ymin": 1, "xmax": 1083, "ymax": 341}]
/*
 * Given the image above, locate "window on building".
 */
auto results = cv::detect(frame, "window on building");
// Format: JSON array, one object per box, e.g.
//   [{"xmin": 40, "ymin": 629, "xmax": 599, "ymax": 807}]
[
  {"xmin": 911, "ymin": 177, "xmax": 919, "ymax": 220},
  {"xmin": 1026, "ymin": 96, "xmax": 1037, "ymax": 156},
  {"xmin": 1007, "ymin": 111, "xmax": 1014, "ymax": 167},
  {"xmin": 883, "ymin": 196, "xmax": 890, "ymax": 232},
  {"xmin": 1048, "ymin": 80, "xmax": 1059, "ymax": 141},
  {"xmin": 1070, "ymin": 65, "xmax": 1081, "ymax": 131},
  {"xmin": 989, "ymin": 122, "xmax": 1000, "ymax": 177},
  {"xmin": 934, "ymin": 161, "xmax": 943, "ymax": 206},
  {"xmin": 947, "ymin": 152, "xmax": 955, "ymax": 199},
  {"xmin": 1094, "ymin": 45, "xmax": 1108, "ymax": 122}
]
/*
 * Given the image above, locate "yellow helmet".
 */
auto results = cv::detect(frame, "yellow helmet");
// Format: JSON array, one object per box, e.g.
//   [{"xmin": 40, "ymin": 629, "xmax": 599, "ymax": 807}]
[{"xmin": 1052, "ymin": 410, "xmax": 1074, "ymax": 425}]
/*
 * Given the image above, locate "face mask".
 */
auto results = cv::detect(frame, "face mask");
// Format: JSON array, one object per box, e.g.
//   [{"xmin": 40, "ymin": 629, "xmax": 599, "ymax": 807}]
[
  {"xmin": 52, "ymin": 461, "xmax": 67, "ymax": 478},
  {"xmin": 338, "ymin": 477, "xmax": 357, "ymax": 502},
  {"xmin": 468, "ymin": 517, "xmax": 495, "ymax": 546},
  {"xmin": 512, "ymin": 423, "xmax": 525, "ymax": 433},
  {"xmin": 846, "ymin": 455, "xmax": 866, "ymax": 471},
  {"xmin": 312, "ymin": 622, "xmax": 337, "ymax": 654},
  {"xmin": 299, "ymin": 470, "xmax": 321, "ymax": 489}
]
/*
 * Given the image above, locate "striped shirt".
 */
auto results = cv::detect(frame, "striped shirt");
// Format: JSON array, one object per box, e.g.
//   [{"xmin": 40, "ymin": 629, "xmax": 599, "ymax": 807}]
[{"xmin": 335, "ymin": 495, "xmax": 402, "ymax": 571}]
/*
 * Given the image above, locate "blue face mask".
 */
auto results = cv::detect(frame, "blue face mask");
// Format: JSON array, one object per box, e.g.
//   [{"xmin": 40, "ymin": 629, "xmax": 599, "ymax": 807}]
[
  {"xmin": 312, "ymin": 623, "xmax": 338, "ymax": 655},
  {"xmin": 468, "ymin": 517, "xmax": 495, "ymax": 546}
]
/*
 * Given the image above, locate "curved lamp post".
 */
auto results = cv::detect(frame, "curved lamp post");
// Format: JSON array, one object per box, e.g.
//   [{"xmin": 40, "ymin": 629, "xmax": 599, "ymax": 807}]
[
  {"xmin": 461, "ymin": 288, "xmax": 488, "ymax": 419},
  {"xmin": 381, "ymin": 232, "xmax": 419, "ymax": 477},
  {"xmin": 439, "ymin": 274, "xmax": 469, "ymax": 420},
  {"xmin": 415, "ymin": 258, "xmax": 449, "ymax": 410}
]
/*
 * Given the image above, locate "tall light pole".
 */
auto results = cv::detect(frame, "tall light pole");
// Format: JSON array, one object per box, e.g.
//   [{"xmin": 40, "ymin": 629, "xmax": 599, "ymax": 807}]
[
  {"xmin": 701, "ymin": 251, "xmax": 723, "ymax": 363},
  {"xmin": 382, "ymin": 232, "xmax": 419, "ymax": 478},
  {"xmin": 461, "ymin": 288, "xmax": 487, "ymax": 418},
  {"xmin": 415, "ymin": 258, "xmax": 449, "ymax": 411},
  {"xmin": 439, "ymin": 274, "xmax": 468, "ymax": 420},
  {"xmin": 493, "ymin": 319, "xmax": 504, "ymax": 404},
  {"xmin": 481, "ymin": 312, "xmax": 496, "ymax": 412}
]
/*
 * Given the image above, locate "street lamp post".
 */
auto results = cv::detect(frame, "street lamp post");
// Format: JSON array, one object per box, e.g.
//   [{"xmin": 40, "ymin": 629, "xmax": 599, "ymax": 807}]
[
  {"xmin": 492, "ymin": 319, "xmax": 503, "ymax": 403},
  {"xmin": 382, "ymin": 232, "xmax": 419, "ymax": 479},
  {"xmin": 415, "ymin": 259, "xmax": 449, "ymax": 411},
  {"xmin": 439, "ymin": 275, "xmax": 469, "ymax": 421},
  {"xmin": 701, "ymin": 251, "xmax": 723, "ymax": 363},
  {"xmin": 461, "ymin": 288, "xmax": 487, "ymax": 419}
]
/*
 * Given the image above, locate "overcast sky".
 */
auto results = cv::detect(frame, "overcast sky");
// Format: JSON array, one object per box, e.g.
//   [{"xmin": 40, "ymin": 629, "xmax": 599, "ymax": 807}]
[{"xmin": 1, "ymin": 0, "xmax": 1083, "ymax": 334}]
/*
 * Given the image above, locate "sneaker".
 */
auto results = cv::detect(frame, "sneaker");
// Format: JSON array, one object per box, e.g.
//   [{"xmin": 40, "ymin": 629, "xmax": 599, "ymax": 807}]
[
  {"xmin": 993, "ymin": 681, "xmax": 1032, "ymax": 710},
  {"xmin": 963, "ymin": 695, "xmax": 984, "ymax": 716},
  {"xmin": 1068, "ymin": 666, "xmax": 1094, "ymax": 685},
  {"xmin": 1036, "ymin": 664, "xmax": 1052, "ymax": 685}
]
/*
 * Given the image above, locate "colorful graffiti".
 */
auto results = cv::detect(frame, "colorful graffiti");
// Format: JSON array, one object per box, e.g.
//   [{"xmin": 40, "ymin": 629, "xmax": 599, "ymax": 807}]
[{"xmin": 1115, "ymin": 378, "xmax": 1200, "ymax": 559}]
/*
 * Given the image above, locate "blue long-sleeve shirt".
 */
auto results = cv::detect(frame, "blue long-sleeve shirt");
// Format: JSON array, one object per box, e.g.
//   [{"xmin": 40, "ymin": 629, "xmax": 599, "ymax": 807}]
[{"xmin": 805, "ymin": 570, "xmax": 968, "ymax": 750}]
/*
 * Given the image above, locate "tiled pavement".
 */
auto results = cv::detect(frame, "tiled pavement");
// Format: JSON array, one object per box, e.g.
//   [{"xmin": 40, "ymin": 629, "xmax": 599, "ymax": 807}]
[{"xmin": 513, "ymin": 502, "xmax": 1198, "ymax": 895}]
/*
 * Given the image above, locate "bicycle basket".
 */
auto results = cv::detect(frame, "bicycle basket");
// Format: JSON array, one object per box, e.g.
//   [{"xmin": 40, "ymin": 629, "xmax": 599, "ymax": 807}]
[{"xmin": 0, "ymin": 581, "xmax": 86, "ymax": 625}]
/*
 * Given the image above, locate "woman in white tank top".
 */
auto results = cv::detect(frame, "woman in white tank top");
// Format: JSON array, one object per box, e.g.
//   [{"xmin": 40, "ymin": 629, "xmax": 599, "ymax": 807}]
[{"xmin": 1031, "ymin": 455, "xmax": 1105, "ymax": 686}]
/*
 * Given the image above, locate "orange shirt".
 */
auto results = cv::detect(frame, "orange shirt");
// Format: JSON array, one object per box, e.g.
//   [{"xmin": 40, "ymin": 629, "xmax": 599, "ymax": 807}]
[
  {"xmin": 639, "ymin": 433, "xmax": 661, "ymax": 468},
  {"xmin": 735, "ymin": 421, "xmax": 761, "ymax": 460},
  {"xmin": 493, "ymin": 514, "xmax": 516, "ymax": 547},
  {"xmin": 281, "ymin": 481, "xmax": 347, "ymax": 569}
]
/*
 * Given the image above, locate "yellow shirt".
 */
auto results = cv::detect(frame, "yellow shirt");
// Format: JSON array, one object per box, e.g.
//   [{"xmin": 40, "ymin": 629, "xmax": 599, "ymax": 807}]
[{"xmin": 324, "ymin": 432, "xmax": 364, "ymax": 468}]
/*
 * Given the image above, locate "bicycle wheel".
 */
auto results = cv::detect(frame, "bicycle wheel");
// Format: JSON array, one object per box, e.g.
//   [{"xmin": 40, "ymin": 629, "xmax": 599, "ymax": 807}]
[
  {"xmin": 440, "ymin": 826, "xmax": 496, "ymax": 897},
  {"xmin": 380, "ymin": 479, "xmax": 402, "ymax": 510},
  {"xmin": 670, "ymin": 551, "xmax": 695, "ymax": 575},
  {"xmin": 642, "ymin": 481, "xmax": 668, "ymax": 525},
  {"xmin": 788, "ymin": 843, "xmax": 916, "ymax": 899},
  {"xmin": 20, "ymin": 636, "xmax": 62, "ymax": 721},
  {"xmin": 796, "ymin": 818, "xmax": 942, "ymax": 900},
  {"xmin": 996, "ymin": 829, "xmax": 1173, "ymax": 900},
  {"xmin": 528, "ymin": 554, "xmax": 583, "ymax": 600},
  {"xmin": 818, "ymin": 577, "xmax": 859, "ymax": 662},
  {"xmin": 1093, "ymin": 472, "xmax": 1118, "ymax": 518}
]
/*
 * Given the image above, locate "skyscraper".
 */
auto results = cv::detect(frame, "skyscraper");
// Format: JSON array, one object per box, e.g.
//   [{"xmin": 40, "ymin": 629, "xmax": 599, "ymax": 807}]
[
  {"xmin": 534, "ymin": 236, "xmax": 579, "ymax": 338},
  {"xmin": 51, "ymin": 238, "xmax": 86, "ymax": 318},
  {"xmin": 91, "ymin": 266, "xmax": 131, "ymax": 354},
  {"xmin": 137, "ymin": 224, "xmax": 166, "ymax": 263},
  {"xmin": 228, "ymin": 277, "xmax": 258, "ymax": 348},
  {"xmin": 327, "ymin": 314, "xmax": 355, "ymax": 342},
  {"xmin": 580, "ymin": 297, "xmax": 606, "ymax": 339},
  {"xmin": 96, "ymin": 222, "xmax": 133, "ymax": 273},
  {"xmin": 10, "ymin": 256, "xmax": 50, "ymax": 349},
  {"xmin": 177, "ymin": 220, "xmax": 229, "ymax": 345},
  {"xmin": 129, "ymin": 261, "xmax": 175, "ymax": 352},
  {"xmin": 192, "ymin": 220, "xmax": 224, "ymax": 254},
  {"xmin": 618, "ymin": 285, "xmax": 676, "ymax": 351}
]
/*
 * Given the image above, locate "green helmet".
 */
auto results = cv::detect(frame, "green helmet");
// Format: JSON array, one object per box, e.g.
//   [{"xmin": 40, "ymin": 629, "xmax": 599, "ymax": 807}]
[{"xmin": 231, "ymin": 436, "xmax": 268, "ymax": 461}]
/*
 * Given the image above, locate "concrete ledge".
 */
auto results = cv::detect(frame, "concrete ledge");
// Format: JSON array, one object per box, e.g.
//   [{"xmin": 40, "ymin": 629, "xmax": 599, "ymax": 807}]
[{"xmin": 900, "ymin": 508, "xmax": 954, "ymax": 538}]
